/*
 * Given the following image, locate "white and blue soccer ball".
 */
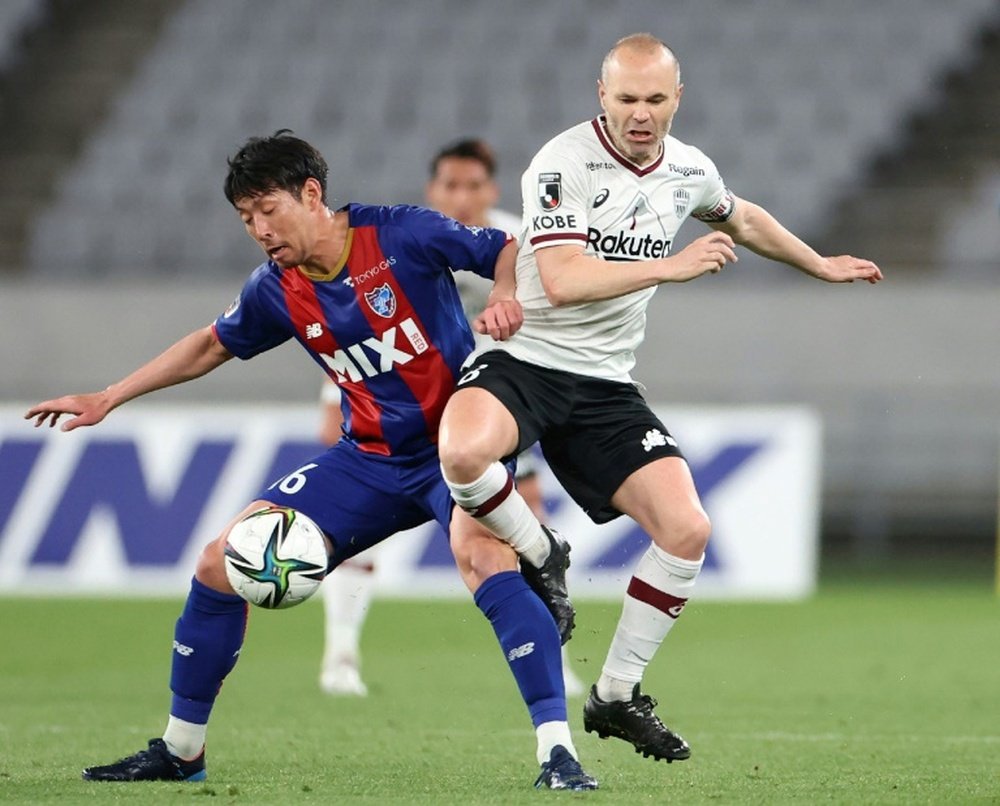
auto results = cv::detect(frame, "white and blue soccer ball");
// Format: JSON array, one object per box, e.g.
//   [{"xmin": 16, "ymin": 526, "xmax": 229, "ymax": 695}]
[{"xmin": 223, "ymin": 506, "xmax": 328, "ymax": 609}]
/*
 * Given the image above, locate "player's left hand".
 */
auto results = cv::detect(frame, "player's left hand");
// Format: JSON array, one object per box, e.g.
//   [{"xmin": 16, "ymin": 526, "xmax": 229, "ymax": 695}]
[
  {"xmin": 474, "ymin": 298, "xmax": 523, "ymax": 341},
  {"xmin": 817, "ymin": 256, "xmax": 883, "ymax": 284}
]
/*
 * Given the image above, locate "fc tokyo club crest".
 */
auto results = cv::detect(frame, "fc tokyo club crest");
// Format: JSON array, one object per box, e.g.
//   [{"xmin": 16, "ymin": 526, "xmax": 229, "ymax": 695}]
[
  {"xmin": 364, "ymin": 283, "xmax": 397, "ymax": 318},
  {"xmin": 538, "ymin": 172, "xmax": 562, "ymax": 211}
]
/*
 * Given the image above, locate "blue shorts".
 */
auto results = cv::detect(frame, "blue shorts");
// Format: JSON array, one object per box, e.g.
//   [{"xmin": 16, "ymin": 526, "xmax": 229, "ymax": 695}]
[{"xmin": 259, "ymin": 441, "xmax": 453, "ymax": 570}]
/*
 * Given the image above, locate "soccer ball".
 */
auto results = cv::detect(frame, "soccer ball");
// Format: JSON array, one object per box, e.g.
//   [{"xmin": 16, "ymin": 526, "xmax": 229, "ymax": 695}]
[{"xmin": 223, "ymin": 506, "xmax": 328, "ymax": 609}]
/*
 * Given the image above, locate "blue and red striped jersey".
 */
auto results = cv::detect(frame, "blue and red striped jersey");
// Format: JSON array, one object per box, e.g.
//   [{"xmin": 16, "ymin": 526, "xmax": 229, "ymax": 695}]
[{"xmin": 213, "ymin": 203, "xmax": 510, "ymax": 459}]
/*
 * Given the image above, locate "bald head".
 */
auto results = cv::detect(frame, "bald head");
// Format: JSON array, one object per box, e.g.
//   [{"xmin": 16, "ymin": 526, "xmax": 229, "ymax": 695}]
[
  {"xmin": 601, "ymin": 33, "xmax": 680, "ymax": 86},
  {"xmin": 597, "ymin": 33, "xmax": 684, "ymax": 166}
]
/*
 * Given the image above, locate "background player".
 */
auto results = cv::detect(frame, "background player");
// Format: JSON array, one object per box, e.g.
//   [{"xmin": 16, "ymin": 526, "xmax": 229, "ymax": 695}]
[
  {"xmin": 438, "ymin": 33, "xmax": 882, "ymax": 764},
  {"xmin": 26, "ymin": 131, "xmax": 596, "ymax": 790},
  {"xmin": 318, "ymin": 138, "xmax": 585, "ymax": 698}
]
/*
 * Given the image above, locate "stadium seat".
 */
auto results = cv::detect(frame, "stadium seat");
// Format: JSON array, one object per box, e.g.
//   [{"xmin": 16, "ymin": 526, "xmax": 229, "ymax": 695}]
[{"xmin": 25, "ymin": 0, "xmax": 1000, "ymax": 277}]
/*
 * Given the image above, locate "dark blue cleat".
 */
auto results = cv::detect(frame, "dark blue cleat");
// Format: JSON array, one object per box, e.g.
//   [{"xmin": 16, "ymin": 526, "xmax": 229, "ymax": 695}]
[
  {"xmin": 534, "ymin": 744, "xmax": 598, "ymax": 791},
  {"xmin": 82, "ymin": 738, "xmax": 206, "ymax": 782}
]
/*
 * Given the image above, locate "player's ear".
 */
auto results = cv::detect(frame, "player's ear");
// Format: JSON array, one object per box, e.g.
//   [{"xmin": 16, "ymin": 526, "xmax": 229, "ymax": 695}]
[
  {"xmin": 597, "ymin": 79, "xmax": 607, "ymax": 110},
  {"xmin": 301, "ymin": 177, "xmax": 323, "ymax": 209}
]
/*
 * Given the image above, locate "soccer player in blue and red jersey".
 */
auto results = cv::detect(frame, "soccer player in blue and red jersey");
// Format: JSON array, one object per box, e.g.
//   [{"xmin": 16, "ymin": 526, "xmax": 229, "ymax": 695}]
[{"xmin": 25, "ymin": 131, "xmax": 597, "ymax": 791}]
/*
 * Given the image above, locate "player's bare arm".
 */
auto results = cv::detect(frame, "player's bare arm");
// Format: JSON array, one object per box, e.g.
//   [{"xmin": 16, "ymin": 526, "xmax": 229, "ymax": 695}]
[
  {"xmin": 709, "ymin": 196, "xmax": 883, "ymax": 284},
  {"xmin": 535, "ymin": 231, "xmax": 738, "ymax": 306},
  {"xmin": 25, "ymin": 326, "xmax": 233, "ymax": 431},
  {"xmin": 475, "ymin": 238, "xmax": 524, "ymax": 341}
]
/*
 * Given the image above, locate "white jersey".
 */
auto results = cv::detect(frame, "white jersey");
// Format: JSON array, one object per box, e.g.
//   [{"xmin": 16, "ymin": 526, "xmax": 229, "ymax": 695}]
[
  {"xmin": 493, "ymin": 116, "xmax": 735, "ymax": 382},
  {"xmin": 455, "ymin": 207, "xmax": 522, "ymax": 337}
]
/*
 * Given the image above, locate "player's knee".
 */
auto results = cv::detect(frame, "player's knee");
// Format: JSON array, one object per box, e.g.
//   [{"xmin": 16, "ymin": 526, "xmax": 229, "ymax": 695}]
[
  {"xmin": 678, "ymin": 509, "xmax": 712, "ymax": 557},
  {"xmin": 451, "ymin": 532, "xmax": 517, "ymax": 593},
  {"xmin": 194, "ymin": 536, "xmax": 235, "ymax": 594},
  {"xmin": 438, "ymin": 432, "xmax": 497, "ymax": 484},
  {"xmin": 654, "ymin": 509, "xmax": 711, "ymax": 560}
]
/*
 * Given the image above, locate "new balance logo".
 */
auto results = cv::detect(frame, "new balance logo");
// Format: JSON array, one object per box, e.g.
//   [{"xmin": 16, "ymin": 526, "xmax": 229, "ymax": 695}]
[
  {"xmin": 641, "ymin": 429, "xmax": 677, "ymax": 453},
  {"xmin": 305, "ymin": 322, "xmax": 323, "ymax": 339},
  {"xmin": 320, "ymin": 316, "xmax": 429, "ymax": 383},
  {"xmin": 507, "ymin": 642, "xmax": 535, "ymax": 661},
  {"xmin": 173, "ymin": 640, "xmax": 194, "ymax": 657}
]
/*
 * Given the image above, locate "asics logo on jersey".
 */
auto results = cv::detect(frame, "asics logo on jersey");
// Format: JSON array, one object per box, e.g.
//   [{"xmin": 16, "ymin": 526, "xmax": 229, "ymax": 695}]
[
  {"xmin": 173, "ymin": 640, "xmax": 194, "ymax": 657},
  {"xmin": 319, "ymin": 317, "xmax": 429, "ymax": 383},
  {"xmin": 587, "ymin": 228, "xmax": 671, "ymax": 260},
  {"xmin": 342, "ymin": 256, "xmax": 397, "ymax": 288},
  {"xmin": 593, "ymin": 188, "xmax": 610, "ymax": 208},
  {"xmin": 667, "ymin": 163, "xmax": 706, "ymax": 177},
  {"xmin": 641, "ymin": 428, "xmax": 676, "ymax": 452},
  {"xmin": 507, "ymin": 642, "xmax": 535, "ymax": 661}
]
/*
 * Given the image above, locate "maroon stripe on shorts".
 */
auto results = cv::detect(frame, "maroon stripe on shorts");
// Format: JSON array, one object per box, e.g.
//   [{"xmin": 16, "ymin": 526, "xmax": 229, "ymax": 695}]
[{"xmin": 627, "ymin": 577, "xmax": 688, "ymax": 619}]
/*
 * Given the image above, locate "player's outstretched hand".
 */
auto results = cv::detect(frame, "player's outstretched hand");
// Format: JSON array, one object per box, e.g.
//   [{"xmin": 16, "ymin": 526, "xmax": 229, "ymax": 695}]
[
  {"xmin": 24, "ymin": 391, "xmax": 113, "ymax": 431},
  {"xmin": 816, "ymin": 256, "xmax": 883, "ymax": 284},
  {"xmin": 667, "ymin": 232, "xmax": 738, "ymax": 282},
  {"xmin": 475, "ymin": 297, "xmax": 524, "ymax": 342}
]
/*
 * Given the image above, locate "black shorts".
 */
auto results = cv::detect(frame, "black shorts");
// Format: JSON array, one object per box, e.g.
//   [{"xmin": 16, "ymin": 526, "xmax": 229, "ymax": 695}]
[{"xmin": 458, "ymin": 350, "xmax": 685, "ymax": 523}]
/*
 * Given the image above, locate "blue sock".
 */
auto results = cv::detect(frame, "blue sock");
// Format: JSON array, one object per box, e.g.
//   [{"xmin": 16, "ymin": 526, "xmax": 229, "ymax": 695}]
[
  {"xmin": 474, "ymin": 570, "xmax": 566, "ymax": 726},
  {"xmin": 170, "ymin": 578, "xmax": 248, "ymax": 724}
]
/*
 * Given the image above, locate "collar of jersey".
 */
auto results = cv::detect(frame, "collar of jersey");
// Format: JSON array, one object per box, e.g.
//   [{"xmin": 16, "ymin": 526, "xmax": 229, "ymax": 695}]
[
  {"xmin": 293, "ymin": 227, "xmax": 355, "ymax": 282},
  {"xmin": 592, "ymin": 115, "xmax": 664, "ymax": 177}
]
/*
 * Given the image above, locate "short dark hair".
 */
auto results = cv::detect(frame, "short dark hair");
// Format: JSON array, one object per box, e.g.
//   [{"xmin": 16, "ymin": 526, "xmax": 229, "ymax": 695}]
[
  {"xmin": 428, "ymin": 138, "xmax": 497, "ymax": 179},
  {"xmin": 224, "ymin": 129, "xmax": 329, "ymax": 206}
]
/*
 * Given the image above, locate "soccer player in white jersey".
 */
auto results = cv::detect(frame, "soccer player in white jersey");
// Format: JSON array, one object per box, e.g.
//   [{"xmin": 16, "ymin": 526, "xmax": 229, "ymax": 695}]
[
  {"xmin": 438, "ymin": 33, "xmax": 882, "ymax": 763},
  {"xmin": 319, "ymin": 138, "xmax": 585, "ymax": 698}
]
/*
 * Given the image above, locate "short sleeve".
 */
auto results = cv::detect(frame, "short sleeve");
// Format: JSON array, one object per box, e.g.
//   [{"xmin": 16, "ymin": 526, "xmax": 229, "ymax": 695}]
[
  {"xmin": 521, "ymin": 147, "xmax": 590, "ymax": 251},
  {"xmin": 212, "ymin": 266, "xmax": 292, "ymax": 360},
  {"xmin": 690, "ymin": 151, "xmax": 737, "ymax": 223},
  {"xmin": 395, "ymin": 205, "xmax": 510, "ymax": 281}
]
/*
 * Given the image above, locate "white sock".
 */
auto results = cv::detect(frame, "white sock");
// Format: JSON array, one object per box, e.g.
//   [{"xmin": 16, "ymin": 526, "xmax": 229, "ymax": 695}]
[
  {"xmin": 321, "ymin": 558, "xmax": 375, "ymax": 667},
  {"xmin": 536, "ymin": 721, "xmax": 577, "ymax": 765},
  {"xmin": 163, "ymin": 716, "xmax": 206, "ymax": 761},
  {"xmin": 561, "ymin": 645, "xmax": 586, "ymax": 697},
  {"xmin": 597, "ymin": 546, "xmax": 703, "ymax": 701},
  {"xmin": 442, "ymin": 462, "xmax": 550, "ymax": 567}
]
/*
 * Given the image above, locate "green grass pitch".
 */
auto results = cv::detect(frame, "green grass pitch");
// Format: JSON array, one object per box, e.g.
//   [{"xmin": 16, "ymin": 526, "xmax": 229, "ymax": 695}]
[{"xmin": 1, "ymin": 573, "xmax": 998, "ymax": 804}]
